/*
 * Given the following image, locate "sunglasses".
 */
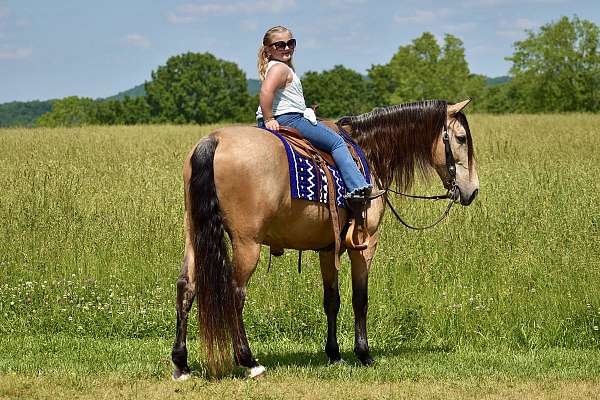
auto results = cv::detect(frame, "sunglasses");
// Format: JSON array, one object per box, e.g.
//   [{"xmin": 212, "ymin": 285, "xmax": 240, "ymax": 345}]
[{"xmin": 269, "ymin": 38, "xmax": 296, "ymax": 50}]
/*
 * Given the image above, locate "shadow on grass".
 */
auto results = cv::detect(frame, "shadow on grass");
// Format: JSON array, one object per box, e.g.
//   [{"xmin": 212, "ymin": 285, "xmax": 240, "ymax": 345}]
[
  {"xmin": 373, "ymin": 345, "xmax": 453, "ymax": 358},
  {"xmin": 255, "ymin": 345, "xmax": 453, "ymax": 370},
  {"xmin": 184, "ymin": 344, "xmax": 453, "ymax": 379}
]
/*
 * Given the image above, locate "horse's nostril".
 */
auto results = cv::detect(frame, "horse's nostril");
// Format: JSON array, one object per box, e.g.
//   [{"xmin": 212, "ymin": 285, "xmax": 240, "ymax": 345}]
[
  {"xmin": 461, "ymin": 188, "xmax": 479, "ymax": 206},
  {"xmin": 469, "ymin": 189, "xmax": 479, "ymax": 203}
]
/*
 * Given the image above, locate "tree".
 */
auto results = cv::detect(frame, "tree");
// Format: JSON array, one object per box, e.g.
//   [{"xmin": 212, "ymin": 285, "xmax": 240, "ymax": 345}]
[
  {"xmin": 120, "ymin": 97, "xmax": 152, "ymax": 124},
  {"xmin": 507, "ymin": 16, "xmax": 600, "ymax": 112},
  {"xmin": 302, "ymin": 65, "xmax": 372, "ymax": 118},
  {"xmin": 37, "ymin": 97, "xmax": 97, "ymax": 127},
  {"xmin": 368, "ymin": 33, "xmax": 485, "ymax": 105},
  {"xmin": 0, "ymin": 100, "xmax": 54, "ymax": 127},
  {"xmin": 93, "ymin": 97, "xmax": 152, "ymax": 125},
  {"xmin": 145, "ymin": 52, "xmax": 251, "ymax": 124},
  {"xmin": 474, "ymin": 83, "xmax": 520, "ymax": 114}
]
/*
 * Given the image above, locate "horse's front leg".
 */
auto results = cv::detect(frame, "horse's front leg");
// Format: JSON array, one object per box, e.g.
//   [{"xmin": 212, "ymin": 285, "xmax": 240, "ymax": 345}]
[
  {"xmin": 171, "ymin": 243, "xmax": 196, "ymax": 380},
  {"xmin": 319, "ymin": 249, "xmax": 342, "ymax": 363},
  {"xmin": 348, "ymin": 231, "xmax": 379, "ymax": 366}
]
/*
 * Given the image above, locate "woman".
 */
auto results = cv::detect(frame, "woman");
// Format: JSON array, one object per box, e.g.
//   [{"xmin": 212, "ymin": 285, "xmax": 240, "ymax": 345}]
[{"xmin": 256, "ymin": 25, "xmax": 373, "ymax": 199}]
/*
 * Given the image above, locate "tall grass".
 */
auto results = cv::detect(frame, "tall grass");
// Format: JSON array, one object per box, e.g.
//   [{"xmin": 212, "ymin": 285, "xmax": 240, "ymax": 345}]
[{"xmin": 0, "ymin": 115, "xmax": 599, "ymax": 353}]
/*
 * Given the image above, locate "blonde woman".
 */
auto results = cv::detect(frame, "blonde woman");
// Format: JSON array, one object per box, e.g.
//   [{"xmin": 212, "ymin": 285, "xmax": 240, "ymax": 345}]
[{"xmin": 256, "ymin": 25, "xmax": 373, "ymax": 199}]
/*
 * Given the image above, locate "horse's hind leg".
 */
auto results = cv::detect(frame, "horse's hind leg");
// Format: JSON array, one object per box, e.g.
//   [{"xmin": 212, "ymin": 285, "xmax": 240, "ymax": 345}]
[
  {"xmin": 171, "ymin": 240, "xmax": 196, "ymax": 380},
  {"xmin": 319, "ymin": 250, "xmax": 342, "ymax": 363},
  {"xmin": 230, "ymin": 239, "xmax": 264, "ymax": 378}
]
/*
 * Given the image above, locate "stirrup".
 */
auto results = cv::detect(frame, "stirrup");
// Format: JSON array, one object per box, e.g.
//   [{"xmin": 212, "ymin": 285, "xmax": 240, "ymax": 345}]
[
  {"xmin": 345, "ymin": 219, "xmax": 369, "ymax": 250},
  {"xmin": 344, "ymin": 190, "xmax": 371, "ymax": 251}
]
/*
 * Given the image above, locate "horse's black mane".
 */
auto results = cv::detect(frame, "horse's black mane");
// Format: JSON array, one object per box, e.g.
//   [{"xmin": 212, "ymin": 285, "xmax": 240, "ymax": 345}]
[{"xmin": 341, "ymin": 100, "xmax": 473, "ymax": 190}]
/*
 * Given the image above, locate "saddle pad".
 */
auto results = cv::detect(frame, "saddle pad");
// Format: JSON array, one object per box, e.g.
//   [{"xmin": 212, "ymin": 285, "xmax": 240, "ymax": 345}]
[{"xmin": 268, "ymin": 129, "xmax": 371, "ymax": 209}]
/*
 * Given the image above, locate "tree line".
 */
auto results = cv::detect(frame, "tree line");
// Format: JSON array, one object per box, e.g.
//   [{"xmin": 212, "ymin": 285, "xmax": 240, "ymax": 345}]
[
  {"xmin": 2, "ymin": 15, "xmax": 598, "ymax": 128},
  {"xmin": 0, "ymin": 100, "xmax": 53, "ymax": 128}
]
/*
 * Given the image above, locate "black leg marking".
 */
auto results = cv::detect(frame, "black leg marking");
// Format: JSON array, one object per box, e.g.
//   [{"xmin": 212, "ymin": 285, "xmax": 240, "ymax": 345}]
[
  {"xmin": 324, "ymin": 283, "xmax": 342, "ymax": 362},
  {"xmin": 352, "ymin": 275, "xmax": 374, "ymax": 366},
  {"xmin": 172, "ymin": 275, "xmax": 195, "ymax": 377},
  {"xmin": 320, "ymin": 251, "xmax": 341, "ymax": 364},
  {"xmin": 232, "ymin": 286, "xmax": 259, "ymax": 369}
]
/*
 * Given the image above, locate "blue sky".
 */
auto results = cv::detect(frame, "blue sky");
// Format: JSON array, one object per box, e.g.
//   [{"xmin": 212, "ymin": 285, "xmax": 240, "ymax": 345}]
[{"xmin": 1, "ymin": 0, "xmax": 598, "ymax": 103}]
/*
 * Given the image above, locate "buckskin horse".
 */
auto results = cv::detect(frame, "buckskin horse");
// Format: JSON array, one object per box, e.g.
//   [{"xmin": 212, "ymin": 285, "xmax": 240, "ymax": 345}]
[{"xmin": 171, "ymin": 99, "xmax": 479, "ymax": 379}]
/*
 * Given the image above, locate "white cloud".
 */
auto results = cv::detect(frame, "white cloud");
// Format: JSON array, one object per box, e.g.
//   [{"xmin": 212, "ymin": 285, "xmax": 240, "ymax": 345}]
[
  {"xmin": 394, "ymin": 9, "xmax": 451, "ymax": 25},
  {"xmin": 462, "ymin": 0, "xmax": 513, "ymax": 5},
  {"xmin": 469, "ymin": 44, "xmax": 498, "ymax": 55},
  {"xmin": 0, "ymin": 47, "xmax": 32, "ymax": 60},
  {"xmin": 0, "ymin": 5, "xmax": 9, "ymax": 30},
  {"xmin": 514, "ymin": 18, "xmax": 539, "ymax": 30},
  {"xmin": 302, "ymin": 37, "xmax": 321, "ymax": 49},
  {"xmin": 496, "ymin": 29, "xmax": 531, "ymax": 40},
  {"xmin": 322, "ymin": 0, "xmax": 369, "ymax": 7},
  {"xmin": 166, "ymin": 12, "xmax": 194, "ymax": 25},
  {"xmin": 126, "ymin": 34, "xmax": 151, "ymax": 49},
  {"xmin": 240, "ymin": 19, "xmax": 259, "ymax": 32},
  {"xmin": 168, "ymin": 0, "xmax": 296, "ymax": 24},
  {"xmin": 462, "ymin": 0, "xmax": 565, "ymax": 6},
  {"xmin": 496, "ymin": 17, "xmax": 540, "ymax": 39},
  {"xmin": 442, "ymin": 22, "xmax": 478, "ymax": 34},
  {"xmin": 15, "ymin": 19, "xmax": 31, "ymax": 28},
  {"xmin": 0, "ymin": 5, "xmax": 9, "ymax": 19}
]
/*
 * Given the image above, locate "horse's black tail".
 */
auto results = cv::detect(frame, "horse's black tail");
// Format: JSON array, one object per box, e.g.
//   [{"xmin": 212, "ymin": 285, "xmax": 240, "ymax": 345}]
[{"xmin": 188, "ymin": 135, "xmax": 237, "ymax": 377}]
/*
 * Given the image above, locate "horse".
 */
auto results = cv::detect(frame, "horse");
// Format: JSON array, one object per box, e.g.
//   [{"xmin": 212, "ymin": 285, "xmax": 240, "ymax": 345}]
[{"xmin": 170, "ymin": 99, "xmax": 480, "ymax": 379}]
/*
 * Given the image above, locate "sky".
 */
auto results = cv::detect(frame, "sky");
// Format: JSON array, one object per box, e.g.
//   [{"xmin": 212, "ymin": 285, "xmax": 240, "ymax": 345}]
[{"xmin": 1, "ymin": 0, "xmax": 599, "ymax": 103}]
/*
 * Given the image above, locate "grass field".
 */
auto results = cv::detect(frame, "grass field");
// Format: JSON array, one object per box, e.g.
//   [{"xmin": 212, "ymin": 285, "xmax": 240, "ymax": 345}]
[{"xmin": 1, "ymin": 115, "xmax": 599, "ymax": 398}]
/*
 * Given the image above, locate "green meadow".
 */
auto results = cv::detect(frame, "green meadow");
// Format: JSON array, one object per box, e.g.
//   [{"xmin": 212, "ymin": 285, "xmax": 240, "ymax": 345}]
[{"xmin": 1, "ymin": 115, "xmax": 599, "ymax": 398}]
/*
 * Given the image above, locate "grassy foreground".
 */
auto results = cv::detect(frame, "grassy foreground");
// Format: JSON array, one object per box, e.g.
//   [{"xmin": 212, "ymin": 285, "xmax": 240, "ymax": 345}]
[
  {"xmin": 1, "ymin": 115, "xmax": 599, "ymax": 397},
  {"xmin": 1, "ymin": 335, "xmax": 600, "ymax": 398}
]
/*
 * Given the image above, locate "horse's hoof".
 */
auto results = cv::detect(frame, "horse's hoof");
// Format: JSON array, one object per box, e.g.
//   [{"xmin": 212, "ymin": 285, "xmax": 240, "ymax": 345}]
[
  {"xmin": 329, "ymin": 357, "xmax": 346, "ymax": 365},
  {"xmin": 172, "ymin": 370, "xmax": 191, "ymax": 381},
  {"xmin": 361, "ymin": 357, "xmax": 375, "ymax": 367},
  {"xmin": 246, "ymin": 365, "xmax": 266, "ymax": 379}
]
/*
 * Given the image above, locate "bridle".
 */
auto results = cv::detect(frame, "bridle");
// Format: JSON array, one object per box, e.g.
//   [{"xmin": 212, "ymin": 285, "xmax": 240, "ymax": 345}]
[{"xmin": 365, "ymin": 119, "xmax": 460, "ymax": 230}]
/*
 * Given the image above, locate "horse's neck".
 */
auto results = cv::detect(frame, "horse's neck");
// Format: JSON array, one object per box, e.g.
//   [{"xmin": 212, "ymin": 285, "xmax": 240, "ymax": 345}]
[{"xmin": 367, "ymin": 174, "xmax": 386, "ymax": 226}]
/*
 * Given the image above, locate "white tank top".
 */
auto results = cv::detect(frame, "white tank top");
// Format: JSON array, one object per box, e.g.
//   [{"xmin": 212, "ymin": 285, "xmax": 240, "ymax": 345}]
[{"xmin": 256, "ymin": 60, "xmax": 307, "ymax": 119}]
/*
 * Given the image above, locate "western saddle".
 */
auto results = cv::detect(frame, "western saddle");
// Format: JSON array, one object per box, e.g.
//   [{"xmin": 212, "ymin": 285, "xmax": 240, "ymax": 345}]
[{"xmin": 275, "ymin": 123, "xmax": 373, "ymax": 270}]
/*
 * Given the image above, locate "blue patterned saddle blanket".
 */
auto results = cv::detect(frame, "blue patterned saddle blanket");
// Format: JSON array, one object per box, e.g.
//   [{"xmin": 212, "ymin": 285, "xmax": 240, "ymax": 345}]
[{"xmin": 266, "ymin": 128, "xmax": 371, "ymax": 209}]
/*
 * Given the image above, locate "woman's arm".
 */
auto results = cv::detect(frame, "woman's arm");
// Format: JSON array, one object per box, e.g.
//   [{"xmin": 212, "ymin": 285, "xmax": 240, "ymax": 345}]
[{"xmin": 260, "ymin": 64, "xmax": 289, "ymax": 131}]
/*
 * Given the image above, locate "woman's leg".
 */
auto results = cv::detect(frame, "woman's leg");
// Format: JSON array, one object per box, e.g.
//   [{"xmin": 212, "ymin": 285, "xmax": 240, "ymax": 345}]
[{"xmin": 279, "ymin": 115, "xmax": 370, "ymax": 194}]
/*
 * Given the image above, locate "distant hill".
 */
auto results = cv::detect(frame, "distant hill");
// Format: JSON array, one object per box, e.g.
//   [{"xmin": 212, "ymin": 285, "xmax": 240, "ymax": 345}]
[
  {"xmin": 0, "ymin": 100, "xmax": 54, "ymax": 127},
  {"xmin": 486, "ymin": 76, "xmax": 511, "ymax": 86},
  {"xmin": 104, "ymin": 83, "xmax": 146, "ymax": 100},
  {"xmin": 247, "ymin": 79, "xmax": 260, "ymax": 96},
  {"xmin": 106, "ymin": 79, "xmax": 261, "ymax": 100}
]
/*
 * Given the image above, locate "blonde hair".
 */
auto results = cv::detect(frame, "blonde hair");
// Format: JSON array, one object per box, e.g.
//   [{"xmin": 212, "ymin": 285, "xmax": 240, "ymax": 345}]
[{"xmin": 257, "ymin": 25, "xmax": 295, "ymax": 81}]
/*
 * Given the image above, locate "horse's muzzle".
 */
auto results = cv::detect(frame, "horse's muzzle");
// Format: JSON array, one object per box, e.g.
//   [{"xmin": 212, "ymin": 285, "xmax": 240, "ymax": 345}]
[{"xmin": 460, "ymin": 188, "xmax": 478, "ymax": 206}]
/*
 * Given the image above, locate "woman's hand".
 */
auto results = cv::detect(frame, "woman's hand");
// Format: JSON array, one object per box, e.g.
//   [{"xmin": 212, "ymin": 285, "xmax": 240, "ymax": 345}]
[{"xmin": 265, "ymin": 118, "xmax": 279, "ymax": 131}]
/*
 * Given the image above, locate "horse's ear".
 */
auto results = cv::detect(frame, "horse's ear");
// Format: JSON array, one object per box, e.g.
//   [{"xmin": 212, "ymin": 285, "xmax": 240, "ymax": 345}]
[{"xmin": 447, "ymin": 99, "xmax": 471, "ymax": 115}]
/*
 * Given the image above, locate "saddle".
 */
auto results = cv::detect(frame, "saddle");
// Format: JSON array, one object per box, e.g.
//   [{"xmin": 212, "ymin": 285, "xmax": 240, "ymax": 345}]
[{"xmin": 276, "ymin": 124, "xmax": 372, "ymax": 270}]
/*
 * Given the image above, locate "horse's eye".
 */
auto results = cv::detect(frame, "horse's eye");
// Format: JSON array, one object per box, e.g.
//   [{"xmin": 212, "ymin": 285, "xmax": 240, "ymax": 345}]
[{"xmin": 456, "ymin": 135, "xmax": 467, "ymax": 145}]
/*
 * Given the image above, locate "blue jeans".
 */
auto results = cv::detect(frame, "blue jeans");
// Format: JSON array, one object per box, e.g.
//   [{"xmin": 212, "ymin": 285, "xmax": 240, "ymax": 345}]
[{"xmin": 258, "ymin": 113, "xmax": 369, "ymax": 193}]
